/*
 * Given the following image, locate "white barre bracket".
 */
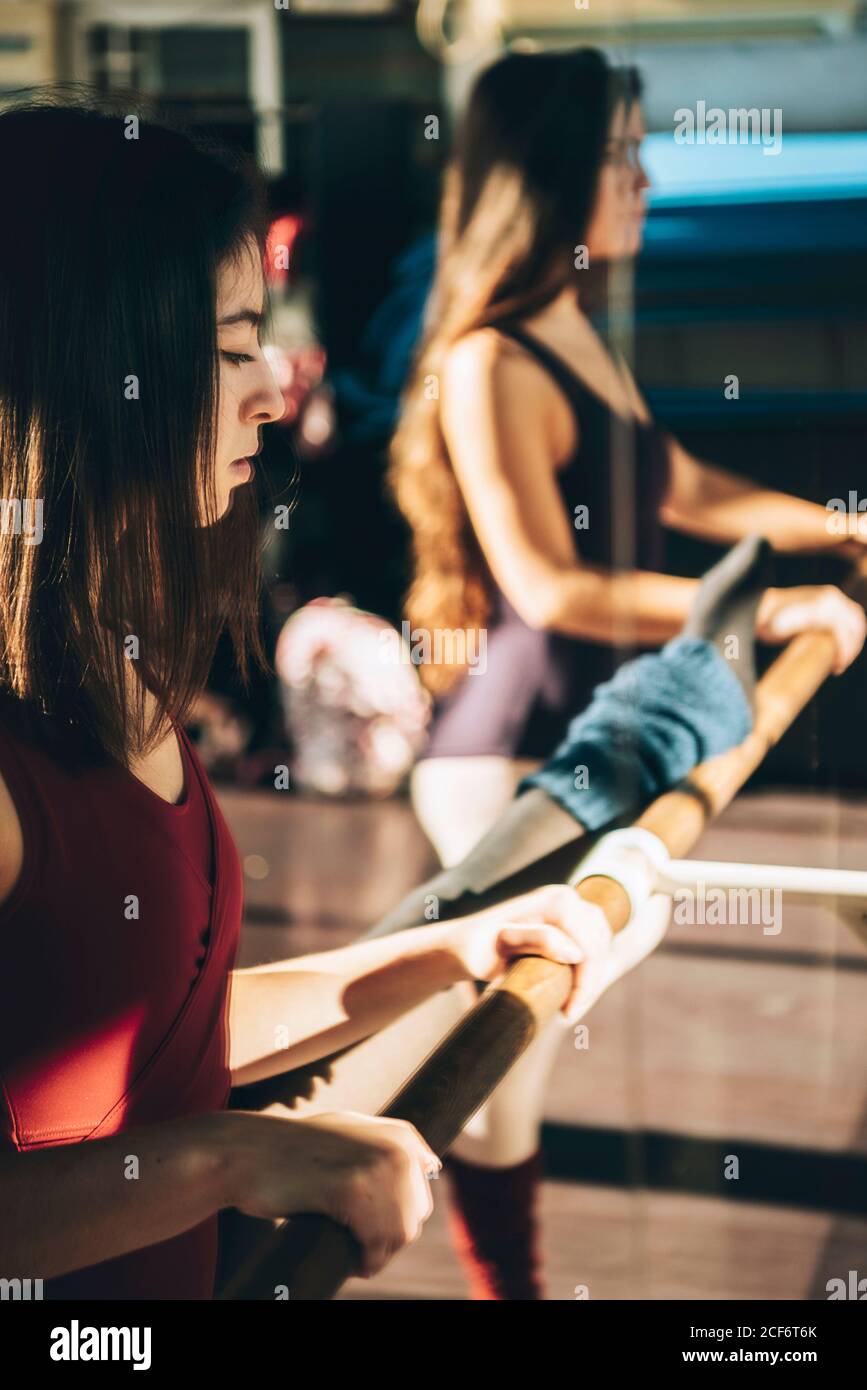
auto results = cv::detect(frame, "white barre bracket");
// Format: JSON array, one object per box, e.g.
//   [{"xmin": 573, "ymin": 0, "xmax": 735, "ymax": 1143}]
[{"xmin": 568, "ymin": 829, "xmax": 867, "ymax": 927}]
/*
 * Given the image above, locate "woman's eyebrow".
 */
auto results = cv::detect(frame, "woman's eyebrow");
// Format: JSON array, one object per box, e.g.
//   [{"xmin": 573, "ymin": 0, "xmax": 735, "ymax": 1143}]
[{"xmin": 217, "ymin": 308, "xmax": 264, "ymax": 329}]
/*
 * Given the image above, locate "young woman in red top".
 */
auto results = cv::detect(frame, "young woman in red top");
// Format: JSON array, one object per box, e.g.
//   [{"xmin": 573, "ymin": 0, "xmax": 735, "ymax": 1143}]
[{"xmin": 0, "ymin": 97, "xmax": 625, "ymax": 1300}]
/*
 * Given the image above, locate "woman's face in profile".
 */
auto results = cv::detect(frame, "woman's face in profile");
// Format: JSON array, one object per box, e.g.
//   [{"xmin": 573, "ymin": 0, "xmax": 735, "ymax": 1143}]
[
  {"xmin": 211, "ymin": 239, "xmax": 284, "ymax": 521},
  {"xmin": 585, "ymin": 99, "xmax": 651, "ymax": 263}
]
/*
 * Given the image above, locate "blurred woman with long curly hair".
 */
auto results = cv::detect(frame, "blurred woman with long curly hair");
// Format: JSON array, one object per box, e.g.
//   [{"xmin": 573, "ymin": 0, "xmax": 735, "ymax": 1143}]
[{"xmin": 389, "ymin": 46, "xmax": 865, "ymax": 1298}]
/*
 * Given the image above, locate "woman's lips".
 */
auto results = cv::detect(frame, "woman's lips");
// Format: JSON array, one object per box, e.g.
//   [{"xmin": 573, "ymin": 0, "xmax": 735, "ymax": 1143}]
[{"xmin": 229, "ymin": 457, "xmax": 253, "ymax": 478}]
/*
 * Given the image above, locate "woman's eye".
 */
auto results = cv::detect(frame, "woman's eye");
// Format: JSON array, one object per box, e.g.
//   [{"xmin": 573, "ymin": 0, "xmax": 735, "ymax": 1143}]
[{"xmin": 221, "ymin": 351, "xmax": 255, "ymax": 366}]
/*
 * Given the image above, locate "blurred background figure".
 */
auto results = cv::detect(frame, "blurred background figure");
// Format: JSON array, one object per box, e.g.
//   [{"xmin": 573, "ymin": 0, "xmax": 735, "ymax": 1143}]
[{"xmin": 275, "ymin": 595, "xmax": 430, "ymax": 798}]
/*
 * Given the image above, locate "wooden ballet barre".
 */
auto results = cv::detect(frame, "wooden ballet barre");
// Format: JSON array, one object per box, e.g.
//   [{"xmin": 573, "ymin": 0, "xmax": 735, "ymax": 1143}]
[{"xmin": 222, "ymin": 558, "xmax": 867, "ymax": 1301}]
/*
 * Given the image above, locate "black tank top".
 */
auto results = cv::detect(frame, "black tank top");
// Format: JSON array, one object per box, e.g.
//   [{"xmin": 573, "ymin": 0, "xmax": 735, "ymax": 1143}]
[{"xmin": 424, "ymin": 323, "xmax": 672, "ymax": 760}]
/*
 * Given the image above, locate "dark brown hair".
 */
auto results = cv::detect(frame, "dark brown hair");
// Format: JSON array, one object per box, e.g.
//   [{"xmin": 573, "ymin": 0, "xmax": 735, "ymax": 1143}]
[{"xmin": 0, "ymin": 90, "xmax": 271, "ymax": 766}]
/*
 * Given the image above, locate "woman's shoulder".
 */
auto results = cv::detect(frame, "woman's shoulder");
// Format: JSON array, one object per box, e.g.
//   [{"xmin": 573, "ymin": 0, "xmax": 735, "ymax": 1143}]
[
  {"xmin": 0, "ymin": 695, "xmax": 41, "ymax": 910},
  {"xmin": 443, "ymin": 327, "xmax": 574, "ymax": 428},
  {"xmin": 445, "ymin": 326, "xmax": 543, "ymax": 381},
  {"xmin": 0, "ymin": 761, "xmax": 24, "ymax": 909},
  {"xmin": 442, "ymin": 328, "xmax": 578, "ymax": 471}
]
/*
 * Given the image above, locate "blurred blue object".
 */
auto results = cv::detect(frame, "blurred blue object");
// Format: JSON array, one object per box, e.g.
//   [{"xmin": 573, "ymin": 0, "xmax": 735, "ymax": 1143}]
[
  {"xmin": 517, "ymin": 636, "xmax": 752, "ymax": 832},
  {"xmin": 643, "ymin": 131, "xmax": 867, "ymax": 208},
  {"xmin": 640, "ymin": 132, "xmax": 867, "ymax": 268},
  {"xmin": 330, "ymin": 234, "xmax": 435, "ymax": 444}
]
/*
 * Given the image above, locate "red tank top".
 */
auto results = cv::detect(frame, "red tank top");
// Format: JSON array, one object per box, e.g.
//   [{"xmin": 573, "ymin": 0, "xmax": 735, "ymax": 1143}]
[{"xmin": 0, "ymin": 700, "xmax": 244, "ymax": 1299}]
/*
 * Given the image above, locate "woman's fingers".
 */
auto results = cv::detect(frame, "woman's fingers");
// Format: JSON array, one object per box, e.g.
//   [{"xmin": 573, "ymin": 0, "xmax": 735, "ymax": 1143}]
[
  {"xmin": 834, "ymin": 596, "xmax": 866, "ymax": 673},
  {"xmin": 762, "ymin": 586, "xmax": 866, "ymax": 675},
  {"xmin": 487, "ymin": 883, "xmax": 672, "ymax": 1020},
  {"xmin": 494, "ymin": 922, "xmax": 586, "ymax": 1019},
  {"xmin": 495, "ymin": 883, "xmax": 613, "ymax": 953},
  {"xmin": 813, "ymin": 588, "xmax": 859, "ymax": 673},
  {"xmin": 543, "ymin": 883, "xmax": 614, "ymax": 955},
  {"xmin": 495, "ymin": 922, "xmax": 584, "ymax": 969},
  {"xmin": 564, "ymin": 893, "xmax": 672, "ymax": 1023},
  {"xmin": 488, "ymin": 885, "xmax": 615, "ymax": 1013},
  {"xmin": 342, "ymin": 1117, "xmax": 440, "ymax": 1278}
]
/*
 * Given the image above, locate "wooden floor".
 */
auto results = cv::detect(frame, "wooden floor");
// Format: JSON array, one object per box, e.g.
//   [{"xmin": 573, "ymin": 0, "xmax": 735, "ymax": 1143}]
[{"xmin": 219, "ymin": 784, "xmax": 867, "ymax": 1300}]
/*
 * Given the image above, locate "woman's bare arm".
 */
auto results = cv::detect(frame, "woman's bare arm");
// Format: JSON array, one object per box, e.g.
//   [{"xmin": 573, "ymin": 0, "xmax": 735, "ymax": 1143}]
[
  {"xmin": 227, "ymin": 922, "xmax": 461, "ymax": 1085},
  {"xmin": 0, "ymin": 768, "xmax": 23, "ymax": 909},
  {"xmin": 661, "ymin": 435, "xmax": 864, "ymax": 554},
  {"xmin": 440, "ymin": 332, "xmax": 700, "ymax": 644},
  {"xmin": 2, "ymin": 882, "xmax": 626, "ymax": 1279},
  {"xmin": 0, "ymin": 1113, "xmax": 231, "ymax": 1279},
  {"xmin": 0, "ymin": 1108, "xmax": 442, "ymax": 1284}
]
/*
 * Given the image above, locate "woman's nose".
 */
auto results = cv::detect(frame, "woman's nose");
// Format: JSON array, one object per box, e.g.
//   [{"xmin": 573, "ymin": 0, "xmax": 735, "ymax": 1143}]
[
  {"xmin": 249, "ymin": 360, "xmax": 286, "ymax": 424},
  {"xmin": 635, "ymin": 159, "xmax": 651, "ymax": 194}
]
